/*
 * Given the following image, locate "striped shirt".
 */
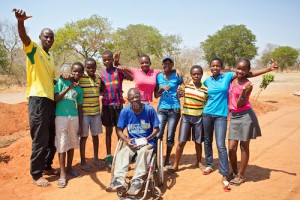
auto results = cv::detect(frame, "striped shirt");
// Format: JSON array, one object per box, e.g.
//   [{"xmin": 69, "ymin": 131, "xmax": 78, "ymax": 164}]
[
  {"xmin": 182, "ymin": 81, "xmax": 208, "ymax": 116},
  {"xmin": 79, "ymin": 72, "xmax": 101, "ymax": 115},
  {"xmin": 99, "ymin": 67, "xmax": 125, "ymax": 105}
]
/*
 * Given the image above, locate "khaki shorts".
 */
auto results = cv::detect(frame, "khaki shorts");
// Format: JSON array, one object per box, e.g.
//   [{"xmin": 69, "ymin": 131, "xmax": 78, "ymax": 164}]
[{"xmin": 55, "ymin": 116, "xmax": 80, "ymax": 153}]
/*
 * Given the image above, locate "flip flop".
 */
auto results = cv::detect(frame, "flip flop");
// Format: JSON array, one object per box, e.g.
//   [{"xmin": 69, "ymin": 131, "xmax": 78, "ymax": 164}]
[
  {"xmin": 68, "ymin": 169, "xmax": 82, "ymax": 178},
  {"xmin": 222, "ymin": 181, "xmax": 231, "ymax": 192},
  {"xmin": 32, "ymin": 177, "xmax": 50, "ymax": 187},
  {"xmin": 230, "ymin": 175, "xmax": 246, "ymax": 185},
  {"xmin": 57, "ymin": 178, "xmax": 67, "ymax": 188},
  {"xmin": 79, "ymin": 163, "xmax": 92, "ymax": 172},
  {"xmin": 202, "ymin": 166, "xmax": 213, "ymax": 175}
]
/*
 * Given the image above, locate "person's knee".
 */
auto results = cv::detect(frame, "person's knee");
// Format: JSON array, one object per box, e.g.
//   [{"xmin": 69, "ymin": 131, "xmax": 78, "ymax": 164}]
[{"xmin": 178, "ymin": 142, "xmax": 186, "ymax": 148}]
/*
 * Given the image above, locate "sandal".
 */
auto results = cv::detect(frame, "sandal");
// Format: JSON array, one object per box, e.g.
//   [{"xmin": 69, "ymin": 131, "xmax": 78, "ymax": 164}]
[
  {"xmin": 230, "ymin": 175, "xmax": 246, "ymax": 186},
  {"xmin": 222, "ymin": 180, "xmax": 231, "ymax": 192},
  {"xmin": 57, "ymin": 178, "xmax": 67, "ymax": 188},
  {"xmin": 32, "ymin": 177, "xmax": 50, "ymax": 187},
  {"xmin": 202, "ymin": 166, "xmax": 213, "ymax": 175}
]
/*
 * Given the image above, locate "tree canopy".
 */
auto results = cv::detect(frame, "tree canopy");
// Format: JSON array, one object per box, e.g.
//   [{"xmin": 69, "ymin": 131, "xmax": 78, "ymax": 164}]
[
  {"xmin": 201, "ymin": 25, "xmax": 258, "ymax": 68},
  {"xmin": 113, "ymin": 24, "xmax": 182, "ymax": 66},
  {"xmin": 51, "ymin": 15, "xmax": 113, "ymax": 66},
  {"xmin": 270, "ymin": 46, "xmax": 299, "ymax": 71}
]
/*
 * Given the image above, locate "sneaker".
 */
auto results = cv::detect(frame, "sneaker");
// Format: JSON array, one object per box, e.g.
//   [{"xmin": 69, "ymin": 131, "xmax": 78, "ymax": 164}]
[
  {"xmin": 127, "ymin": 179, "xmax": 143, "ymax": 196},
  {"xmin": 111, "ymin": 181, "xmax": 123, "ymax": 190}
]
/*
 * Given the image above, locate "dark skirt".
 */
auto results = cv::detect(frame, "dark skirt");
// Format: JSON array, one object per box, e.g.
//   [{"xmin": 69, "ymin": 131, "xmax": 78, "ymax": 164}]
[{"xmin": 228, "ymin": 108, "xmax": 261, "ymax": 141}]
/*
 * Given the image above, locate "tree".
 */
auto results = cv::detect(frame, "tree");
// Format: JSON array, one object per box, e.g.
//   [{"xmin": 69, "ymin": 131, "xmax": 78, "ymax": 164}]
[
  {"xmin": 258, "ymin": 43, "xmax": 279, "ymax": 67},
  {"xmin": 113, "ymin": 24, "xmax": 182, "ymax": 67},
  {"xmin": 51, "ymin": 15, "xmax": 113, "ymax": 67},
  {"xmin": 0, "ymin": 20, "xmax": 26, "ymax": 87},
  {"xmin": 201, "ymin": 25, "xmax": 258, "ymax": 68},
  {"xmin": 271, "ymin": 46, "xmax": 299, "ymax": 72}
]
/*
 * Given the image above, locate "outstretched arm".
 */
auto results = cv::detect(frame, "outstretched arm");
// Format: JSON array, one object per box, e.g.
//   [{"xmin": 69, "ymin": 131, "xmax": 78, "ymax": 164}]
[
  {"xmin": 246, "ymin": 61, "xmax": 279, "ymax": 78},
  {"xmin": 113, "ymin": 52, "xmax": 134, "ymax": 81},
  {"xmin": 12, "ymin": 9, "xmax": 32, "ymax": 46}
]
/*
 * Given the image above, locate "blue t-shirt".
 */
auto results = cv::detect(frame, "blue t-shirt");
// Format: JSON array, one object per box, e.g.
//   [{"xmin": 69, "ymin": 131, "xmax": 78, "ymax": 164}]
[
  {"xmin": 156, "ymin": 72, "xmax": 183, "ymax": 109},
  {"xmin": 54, "ymin": 77, "xmax": 83, "ymax": 117},
  {"xmin": 117, "ymin": 104, "xmax": 160, "ymax": 147},
  {"xmin": 203, "ymin": 72, "xmax": 234, "ymax": 117}
]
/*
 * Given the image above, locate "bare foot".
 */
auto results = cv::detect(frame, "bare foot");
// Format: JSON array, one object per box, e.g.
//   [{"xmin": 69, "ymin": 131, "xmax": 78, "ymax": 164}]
[{"xmin": 32, "ymin": 177, "xmax": 50, "ymax": 187}]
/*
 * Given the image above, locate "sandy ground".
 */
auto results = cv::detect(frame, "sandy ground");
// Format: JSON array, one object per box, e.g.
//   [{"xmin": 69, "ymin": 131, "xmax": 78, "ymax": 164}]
[{"xmin": 0, "ymin": 72, "xmax": 300, "ymax": 200}]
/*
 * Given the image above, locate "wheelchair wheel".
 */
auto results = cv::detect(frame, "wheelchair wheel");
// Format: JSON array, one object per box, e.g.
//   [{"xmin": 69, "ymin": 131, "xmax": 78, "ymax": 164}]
[
  {"xmin": 151, "ymin": 186, "xmax": 162, "ymax": 200},
  {"xmin": 156, "ymin": 139, "xmax": 164, "ymax": 186},
  {"xmin": 111, "ymin": 139, "xmax": 127, "ymax": 176},
  {"xmin": 116, "ymin": 186, "xmax": 127, "ymax": 199}
]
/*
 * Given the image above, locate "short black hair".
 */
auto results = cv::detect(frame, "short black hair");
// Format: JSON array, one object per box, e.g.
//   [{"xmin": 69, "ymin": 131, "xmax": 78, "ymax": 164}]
[
  {"xmin": 210, "ymin": 57, "xmax": 223, "ymax": 67},
  {"xmin": 72, "ymin": 62, "xmax": 84, "ymax": 71},
  {"xmin": 85, "ymin": 57, "xmax": 96, "ymax": 66},
  {"xmin": 237, "ymin": 58, "xmax": 251, "ymax": 70},
  {"xmin": 102, "ymin": 50, "xmax": 113, "ymax": 58},
  {"xmin": 190, "ymin": 65, "xmax": 203, "ymax": 75}
]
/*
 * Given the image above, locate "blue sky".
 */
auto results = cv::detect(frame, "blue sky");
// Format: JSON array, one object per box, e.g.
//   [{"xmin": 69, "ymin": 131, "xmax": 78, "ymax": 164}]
[{"xmin": 1, "ymin": 0, "xmax": 300, "ymax": 55}]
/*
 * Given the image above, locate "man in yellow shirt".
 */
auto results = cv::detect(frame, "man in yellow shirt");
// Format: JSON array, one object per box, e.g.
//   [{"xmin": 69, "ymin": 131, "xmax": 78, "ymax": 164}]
[{"xmin": 13, "ymin": 8, "xmax": 56, "ymax": 187}]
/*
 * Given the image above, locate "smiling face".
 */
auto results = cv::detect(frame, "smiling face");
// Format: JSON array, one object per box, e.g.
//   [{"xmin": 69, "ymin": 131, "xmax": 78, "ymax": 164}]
[
  {"xmin": 85, "ymin": 60, "xmax": 97, "ymax": 77},
  {"xmin": 139, "ymin": 56, "xmax": 151, "ymax": 73},
  {"xmin": 210, "ymin": 60, "xmax": 222, "ymax": 77},
  {"xmin": 71, "ymin": 64, "xmax": 84, "ymax": 81},
  {"xmin": 102, "ymin": 54, "xmax": 114, "ymax": 68},
  {"xmin": 235, "ymin": 60, "xmax": 250, "ymax": 79},
  {"xmin": 162, "ymin": 59, "xmax": 174, "ymax": 72},
  {"xmin": 39, "ymin": 29, "xmax": 54, "ymax": 52},
  {"xmin": 127, "ymin": 88, "xmax": 142, "ymax": 109}
]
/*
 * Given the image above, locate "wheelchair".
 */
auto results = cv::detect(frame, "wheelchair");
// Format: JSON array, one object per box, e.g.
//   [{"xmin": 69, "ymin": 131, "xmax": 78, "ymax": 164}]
[{"xmin": 110, "ymin": 138, "xmax": 164, "ymax": 200}]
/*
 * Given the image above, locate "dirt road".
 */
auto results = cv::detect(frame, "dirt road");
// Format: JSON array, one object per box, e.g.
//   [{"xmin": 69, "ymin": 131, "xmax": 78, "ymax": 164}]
[{"xmin": 0, "ymin": 72, "xmax": 299, "ymax": 200}]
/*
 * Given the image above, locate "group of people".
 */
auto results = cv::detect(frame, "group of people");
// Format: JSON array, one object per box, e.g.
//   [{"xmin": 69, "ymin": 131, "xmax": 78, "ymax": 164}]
[{"xmin": 13, "ymin": 8, "xmax": 278, "ymax": 194}]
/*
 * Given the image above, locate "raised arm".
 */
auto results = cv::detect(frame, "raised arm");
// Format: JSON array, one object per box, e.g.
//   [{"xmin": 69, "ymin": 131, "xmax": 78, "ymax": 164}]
[
  {"xmin": 237, "ymin": 82, "xmax": 253, "ymax": 108},
  {"xmin": 12, "ymin": 9, "xmax": 32, "ymax": 46},
  {"xmin": 245, "ymin": 61, "xmax": 278, "ymax": 78}
]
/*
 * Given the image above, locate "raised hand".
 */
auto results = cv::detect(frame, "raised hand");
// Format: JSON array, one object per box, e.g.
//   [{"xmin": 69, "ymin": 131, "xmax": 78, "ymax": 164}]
[
  {"xmin": 270, "ymin": 59, "xmax": 279, "ymax": 71},
  {"xmin": 114, "ymin": 51, "xmax": 121, "ymax": 66},
  {"xmin": 69, "ymin": 82, "xmax": 79, "ymax": 89},
  {"xmin": 12, "ymin": 9, "xmax": 32, "ymax": 21}
]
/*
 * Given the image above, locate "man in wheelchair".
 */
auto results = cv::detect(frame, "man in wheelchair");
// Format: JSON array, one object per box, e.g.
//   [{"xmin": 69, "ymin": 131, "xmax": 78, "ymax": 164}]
[{"xmin": 109, "ymin": 88, "xmax": 160, "ymax": 196}]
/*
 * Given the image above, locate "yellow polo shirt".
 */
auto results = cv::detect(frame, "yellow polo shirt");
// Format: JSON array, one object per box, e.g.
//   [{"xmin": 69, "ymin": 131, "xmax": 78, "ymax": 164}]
[{"xmin": 23, "ymin": 41, "xmax": 55, "ymax": 100}]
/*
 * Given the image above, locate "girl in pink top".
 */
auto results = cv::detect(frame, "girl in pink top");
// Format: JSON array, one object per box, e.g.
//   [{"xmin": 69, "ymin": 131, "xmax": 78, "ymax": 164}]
[
  {"xmin": 115, "ymin": 54, "xmax": 181, "ymax": 104},
  {"xmin": 228, "ymin": 58, "xmax": 264, "ymax": 186}
]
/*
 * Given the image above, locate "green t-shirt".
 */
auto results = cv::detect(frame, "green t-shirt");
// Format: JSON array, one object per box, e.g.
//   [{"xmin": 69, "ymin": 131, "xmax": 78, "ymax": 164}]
[{"xmin": 54, "ymin": 77, "xmax": 83, "ymax": 116}]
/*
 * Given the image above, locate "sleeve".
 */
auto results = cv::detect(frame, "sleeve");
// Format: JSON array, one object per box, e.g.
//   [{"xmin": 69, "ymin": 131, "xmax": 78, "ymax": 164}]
[
  {"xmin": 117, "ymin": 109, "xmax": 127, "ymax": 128},
  {"xmin": 23, "ymin": 41, "xmax": 35, "ymax": 53},
  {"xmin": 77, "ymin": 87, "xmax": 84, "ymax": 105},
  {"xmin": 54, "ymin": 78, "xmax": 63, "ymax": 94},
  {"xmin": 178, "ymin": 76, "xmax": 184, "ymax": 85}
]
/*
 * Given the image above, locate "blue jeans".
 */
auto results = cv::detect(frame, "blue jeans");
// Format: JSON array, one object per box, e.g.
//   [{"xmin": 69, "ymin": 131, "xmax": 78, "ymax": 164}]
[
  {"xmin": 157, "ymin": 108, "xmax": 181, "ymax": 147},
  {"xmin": 203, "ymin": 114, "xmax": 229, "ymax": 176}
]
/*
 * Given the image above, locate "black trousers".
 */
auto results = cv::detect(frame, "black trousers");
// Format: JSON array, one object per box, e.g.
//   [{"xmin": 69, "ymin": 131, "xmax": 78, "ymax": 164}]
[{"xmin": 28, "ymin": 97, "xmax": 56, "ymax": 180}]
